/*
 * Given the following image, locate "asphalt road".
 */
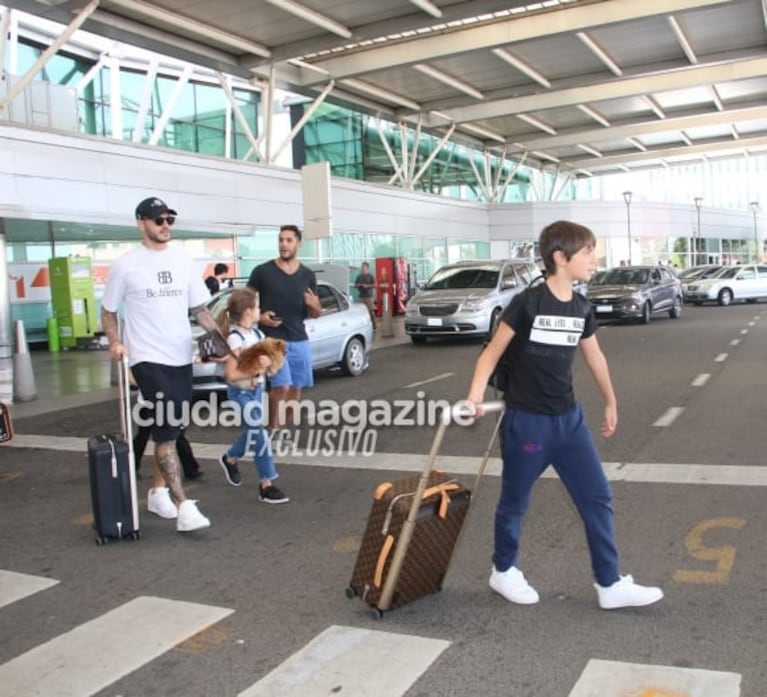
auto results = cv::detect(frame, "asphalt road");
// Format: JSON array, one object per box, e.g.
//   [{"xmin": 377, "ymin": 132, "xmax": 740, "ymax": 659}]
[{"xmin": 1, "ymin": 302, "xmax": 765, "ymax": 696}]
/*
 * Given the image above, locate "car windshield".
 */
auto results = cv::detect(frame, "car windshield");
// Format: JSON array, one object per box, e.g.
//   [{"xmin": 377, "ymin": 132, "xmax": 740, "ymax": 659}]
[
  {"xmin": 678, "ymin": 266, "xmax": 710, "ymax": 280},
  {"xmin": 596, "ymin": 268, "xmax": 649, "ymax": 285},
  {"xmin": 714, "ymin": 267, "xmax": 740, "ymax": 279},
  {"xmin": 425, "ymin": 266, "xmax": 499, "ymax": 290}
]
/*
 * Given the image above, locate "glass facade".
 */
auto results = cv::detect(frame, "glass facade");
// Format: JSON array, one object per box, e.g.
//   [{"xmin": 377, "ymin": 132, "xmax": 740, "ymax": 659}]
[{"xmin": 293, "ymin": 102, "xmax": 532, "ymax": 201}]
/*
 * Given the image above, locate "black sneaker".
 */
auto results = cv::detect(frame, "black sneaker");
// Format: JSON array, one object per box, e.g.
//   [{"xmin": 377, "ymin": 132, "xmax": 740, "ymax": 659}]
[
  {"xmin": 185, "ymin": 469, "xmax": 205, "ymax": 481},
  {"xmin": 219, "ymin": 453, "xmax": 242, "ymax": 487},
  {"xmin": 259, "ymin": 485, "xmax": 289, "ymax": 504}
]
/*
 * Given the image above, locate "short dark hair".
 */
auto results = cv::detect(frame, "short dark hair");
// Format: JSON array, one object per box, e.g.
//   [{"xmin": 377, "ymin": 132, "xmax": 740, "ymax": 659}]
[
  {"xmin": 539, "ymin": 220, "xmax": 596, "ymax": 275},
  {"xmin": 214, "ymin": 263, "xmax": 228, "ymax": 275},
  {"xmin": 280, "ymin": 224, "xmax": 302, "ymax": 241}
]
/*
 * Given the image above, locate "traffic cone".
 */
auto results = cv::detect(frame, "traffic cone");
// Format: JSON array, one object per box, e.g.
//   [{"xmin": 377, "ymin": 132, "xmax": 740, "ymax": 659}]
[{"xmin": 12, "ymin": 320, "xmax": 37, "ymax": 402}]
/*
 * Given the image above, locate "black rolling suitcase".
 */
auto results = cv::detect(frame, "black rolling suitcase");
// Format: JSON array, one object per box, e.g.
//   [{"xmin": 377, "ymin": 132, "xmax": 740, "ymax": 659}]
[
  {"xmin": 87, "ymin": 356, "xmax": 140, "ymax": 545},
  {"xmin": 347, "ymin": 401, "xmax": 504, "ymax": 618}
]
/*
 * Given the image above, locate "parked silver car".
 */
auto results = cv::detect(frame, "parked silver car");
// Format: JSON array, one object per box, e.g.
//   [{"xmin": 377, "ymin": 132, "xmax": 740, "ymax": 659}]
[
  {"xmin": 404, "ymin": 259, "xmax": 540, "ymax": 343},
  {"xmin": 685, "ymin": 264, "xmax": 767, "ymax": 306},
  {"xmin": 678, "ymin": 264, "xmax": 723, "ymax": 301},
  {"xmin": 192, "ymin": 280, "xmax": 373, "ymax": 391}
]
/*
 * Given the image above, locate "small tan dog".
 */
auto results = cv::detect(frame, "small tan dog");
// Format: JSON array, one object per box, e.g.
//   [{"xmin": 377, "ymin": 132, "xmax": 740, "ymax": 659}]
[{"xmin": 237, "ymin": 338, "xmax": 287, "ymax": 377}]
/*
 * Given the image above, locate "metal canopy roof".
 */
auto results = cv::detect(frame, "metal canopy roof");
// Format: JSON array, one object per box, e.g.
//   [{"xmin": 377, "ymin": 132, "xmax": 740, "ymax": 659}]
[{"xmin": 4, "ymin": 0, "xmax": 767, "ymax": 178}]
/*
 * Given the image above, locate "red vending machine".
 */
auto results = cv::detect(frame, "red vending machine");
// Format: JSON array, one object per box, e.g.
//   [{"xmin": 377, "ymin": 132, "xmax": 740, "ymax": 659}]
[
  {"xmin": 375, "ymin": 257, "xmax": 394, "ymax": 317},
  {"xmin": 375, "ymin": 257, "xmax": 412, "ymax": 316},
  {"xmin": 393, "ymin": 257, "xmax": 410, "ymax": 314}
]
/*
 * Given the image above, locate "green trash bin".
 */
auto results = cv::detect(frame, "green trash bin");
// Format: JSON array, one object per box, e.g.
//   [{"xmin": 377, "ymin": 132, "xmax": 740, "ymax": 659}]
[{"xmin": 46, "ymin": 316, "xmax": 60, "ymax": 353}]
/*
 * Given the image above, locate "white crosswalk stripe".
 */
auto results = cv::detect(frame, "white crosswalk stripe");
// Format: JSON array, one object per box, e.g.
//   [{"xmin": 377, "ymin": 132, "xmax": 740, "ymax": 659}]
[
  {"xmin": 0, "ymin": 594, "xmax": 232, "ymax": 697},
  {"xmin": 569, "ymin": 659, "xmax": 741, "ymax": 697},
  {"xmin": 238, "ymin": 625, "xmax": 450, "ymax": 697},
  {"xmin": 0, "ymin": 570, "xmax": 59, "ymax": 610}
]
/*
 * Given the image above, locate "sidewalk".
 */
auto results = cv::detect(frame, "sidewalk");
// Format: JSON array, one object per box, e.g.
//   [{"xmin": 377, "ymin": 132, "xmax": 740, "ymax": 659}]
[{"xmin": 9, "ymin": 316, "xmax": 409, "ymax": 419}]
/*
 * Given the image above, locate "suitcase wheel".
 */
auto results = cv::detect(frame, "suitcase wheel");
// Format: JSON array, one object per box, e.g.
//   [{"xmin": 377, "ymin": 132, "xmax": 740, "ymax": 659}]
[
  {"xmin": 130, "ymin": 531, "xmax": 141, "ymax": 541},
  {"xmin": 345, "ymin": 585, "xmax": 357, "ymax": 599},
  {"xmin": 95, "ymin": 535, "xmax": 108, "ymax": 546},
  {"xmin": 371, "ymin": 608, "xmax": 384, "ymax": 621}
]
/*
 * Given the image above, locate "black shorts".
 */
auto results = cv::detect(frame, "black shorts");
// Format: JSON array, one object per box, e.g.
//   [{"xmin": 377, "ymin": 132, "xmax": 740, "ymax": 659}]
[{"xmin": 130, "ymin": 362, "xmax": 193, "ymax": 443}]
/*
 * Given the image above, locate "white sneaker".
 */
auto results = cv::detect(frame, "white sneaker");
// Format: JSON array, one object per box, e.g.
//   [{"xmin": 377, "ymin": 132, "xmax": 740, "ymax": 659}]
[
  {"xmin": 595, "ymin": 574, "xmax": 664, "ymax": 610},
  {"xmin": 147, "ymin": 487, "xmax": 177, "ymax": 519},
  {"xmin": 489, "ymin": 565, "xmax": 539, "ymax": 605},
  {"xmin": 176, "ymin": 500, "xmax": 211, "ymax": 532}
]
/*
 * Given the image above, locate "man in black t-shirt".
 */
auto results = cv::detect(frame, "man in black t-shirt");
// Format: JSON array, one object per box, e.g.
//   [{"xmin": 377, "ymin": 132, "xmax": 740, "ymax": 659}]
[
  {"xmin": 354, "ymin": 262, "xmax": 376, "ymax": 324},
  {"xmin": 466, "ymin": 220, "xmax": 664, "ymax": 611},
  {"xmin": 247, "ymin": 225, "xmax": 321, "ymax": 434}
]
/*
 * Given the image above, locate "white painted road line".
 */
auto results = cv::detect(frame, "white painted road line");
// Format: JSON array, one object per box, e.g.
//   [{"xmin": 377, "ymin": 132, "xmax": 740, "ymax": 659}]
[
  {"xmin": 692, "ymin": 373, "xmax": 711, "ymax": 387},
  {"xmin": 653, "ymin": 406, "xmax": 685, "ymax": 427},
  {"xmin": 0, "ymin": 570, "xmax": 59, "ymax": 610},
  {"xmin": 0, "ymin": 595, "xmax": 233, "ymax": 697},
  {"xmin": 714, "ymin": 353, "xmax": 728, "ymax": 362},
  {"xmin": 8, "ymin": 435, "xmax": 767, "ymax": 486},
  {"xmin": 238, "ymin": 625, "xmax": 450, "ymax": 697},
  {"xmin": 569, "ymin": 658, "xmax": 741, "ymax": 697},
  {"xmin": 730, "ymin": 339, "xmax": 741, "ymax": 346},
  {"xmin": 740, "ymin": 328, "xmax": 749, "ymax": 334},
  {"xmin": 403, "ymin": 372, "xmax": 454, "ymax": 388}
]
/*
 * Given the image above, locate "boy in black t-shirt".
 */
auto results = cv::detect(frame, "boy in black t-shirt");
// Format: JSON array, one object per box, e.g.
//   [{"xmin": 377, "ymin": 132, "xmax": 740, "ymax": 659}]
[{"xmin": 466, "ymin": 220, "xmax": 664, "ymax": 610}]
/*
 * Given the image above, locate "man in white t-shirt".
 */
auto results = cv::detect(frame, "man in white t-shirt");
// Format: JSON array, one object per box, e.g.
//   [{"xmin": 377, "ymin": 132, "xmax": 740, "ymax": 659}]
[{"xmin": 101, "ymin": 196, "xmax": 220, "ymax": 533}]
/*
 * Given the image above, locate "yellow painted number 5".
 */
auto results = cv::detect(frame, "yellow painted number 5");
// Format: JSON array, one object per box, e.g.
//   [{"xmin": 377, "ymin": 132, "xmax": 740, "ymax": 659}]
[{"xmin": 674, "ymin": 516, "xmax": 746, "ymax": 585}]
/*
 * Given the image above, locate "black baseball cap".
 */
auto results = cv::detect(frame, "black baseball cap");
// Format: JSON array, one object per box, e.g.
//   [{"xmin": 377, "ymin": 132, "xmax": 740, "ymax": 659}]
[{"xmin": 135, "ymin": 197, "xmax": 178, "ymax": 219}]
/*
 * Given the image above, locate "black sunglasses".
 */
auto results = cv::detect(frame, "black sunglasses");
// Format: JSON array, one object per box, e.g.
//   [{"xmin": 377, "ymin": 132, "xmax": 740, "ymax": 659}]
[{"xmin": 145, "ymin": 215, "xmax": 176, "ymax": 226}]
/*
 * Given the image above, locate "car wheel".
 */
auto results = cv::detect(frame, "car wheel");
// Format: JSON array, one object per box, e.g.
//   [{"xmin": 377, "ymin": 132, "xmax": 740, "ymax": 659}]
[
  {"xmin": 410, "ymin": 335, "xmax": 427, "ymax": 344},
  {"xmin": 640, "ymin": 301, "xmax": 651, "ymax": 324},
  {"xmin": 717, "ymin": 288, "xmax": 733, "ymax": 306},
  {"xmin": 669, "ymin": 296, "xmax": 682, "ymax": 319},
  {"xmin": 488, "ymin": 308, "xmax": 503, "ymax": 338},
  {"xmin": 340, "ymin": 337, "xmax": 366, "ymax": 376}
]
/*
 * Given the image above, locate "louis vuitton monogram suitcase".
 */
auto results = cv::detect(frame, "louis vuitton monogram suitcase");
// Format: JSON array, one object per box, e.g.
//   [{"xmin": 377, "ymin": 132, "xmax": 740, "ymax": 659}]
[{"xmin": 346, "ymin": 401, "xmax": 504, "ymax": 617}]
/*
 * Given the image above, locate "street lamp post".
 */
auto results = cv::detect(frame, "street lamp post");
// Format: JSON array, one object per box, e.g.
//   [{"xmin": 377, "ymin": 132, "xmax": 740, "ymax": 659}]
[
  {"xmin": 750, "ymin": 201, "xmax": 759, "ymax": 263},
  {"xmin": 694, "ymin": 197, "xmax": 703, "ymax": 266},
  {"xmin": 622, "ymin": 190, "xmax": 632, "ymax": 264}
]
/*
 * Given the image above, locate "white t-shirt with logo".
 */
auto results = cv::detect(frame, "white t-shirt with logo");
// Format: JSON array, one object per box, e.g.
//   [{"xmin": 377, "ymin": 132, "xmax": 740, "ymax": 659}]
[{"xmin": 102, "ymin": 244, "xmax": 209, "ymax": 367}]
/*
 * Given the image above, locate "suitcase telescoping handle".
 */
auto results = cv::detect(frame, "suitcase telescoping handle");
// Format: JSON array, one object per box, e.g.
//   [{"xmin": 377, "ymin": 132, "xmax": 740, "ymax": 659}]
[
  {"xmin": 377, "ymin": 400, "xmax": 504, "ymax": 612},
  {"xmin": 116, "ymin": 355, "xmax": 139, "ymax": 532}
]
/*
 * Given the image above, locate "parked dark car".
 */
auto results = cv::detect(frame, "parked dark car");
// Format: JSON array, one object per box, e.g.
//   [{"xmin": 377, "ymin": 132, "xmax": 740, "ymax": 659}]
[{"xmin": 586, "ymin": 265, "xmax": 683, "ymax": 324}]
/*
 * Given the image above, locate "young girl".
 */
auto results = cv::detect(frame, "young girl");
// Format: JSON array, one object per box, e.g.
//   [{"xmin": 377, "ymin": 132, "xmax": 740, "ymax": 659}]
[{"xmin": 216, "ymin": 288, "xmax": 289, "ymax": 504}]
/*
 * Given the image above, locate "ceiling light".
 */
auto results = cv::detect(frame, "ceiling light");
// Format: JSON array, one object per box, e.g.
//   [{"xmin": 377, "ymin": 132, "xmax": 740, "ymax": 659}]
[
  {"xmin": 576, "ymin": 32, "xmax": 622, "ymax": 76},
  {"xmin": 577, "ymin": 104, "xmax": 610, "ymax": 127},
  {"xmin": 491, "ymin": 48, "xmax": 550, "ymax": 88},
  {"xmin": 531, "ymin": 150, "xmax": 560, "ymax": 163},
  {"xmin": 340, "ymin": 78, "xmax": 420, "ymax": 110},
  {"xmin": 668, "ymin": 16, "xmax": 697, "ymax": 64},
  {"xmin": 643, "ymin": 95, "xmax": 666, "ymax": 119},
  {"xmin": 461, "ymin": 122, "xmax": 505, "ymax": 142},
  {"xmin": 577, "ymin": 143, "xmax": 602, "ymax": 157},
  {"xmin": 108, "ymin": 0, "xmax": 271, "ymax": 57},
  {"xmin": 265, "ymin": 0, "xmax": 352, "ymax": 39},
  {"xmin": 408, "ymin": 0, "xmax": 443, "ymax": 18},
  {"xmin": 414, "ymin": 63, "xmax": 484, "ymax": 100},
  {"xmin": 517, "ymin": 113, "xmax": 556, "ymax": 135}
]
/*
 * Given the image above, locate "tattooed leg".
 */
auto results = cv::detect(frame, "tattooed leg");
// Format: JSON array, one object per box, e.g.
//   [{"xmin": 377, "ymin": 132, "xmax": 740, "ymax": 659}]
[{"xmin": 155, "ymin": 440, "xmax": 186, "ymax": 504}]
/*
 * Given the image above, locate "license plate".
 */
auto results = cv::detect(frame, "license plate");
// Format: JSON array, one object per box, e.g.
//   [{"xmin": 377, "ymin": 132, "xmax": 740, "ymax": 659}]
[
  {"xmin": 427, "ymin": 318, "xmax": 443, "ymax": 326},
  {"xmin": 596, "ymin": 304, "xmax": 613, "ymax": 313}
]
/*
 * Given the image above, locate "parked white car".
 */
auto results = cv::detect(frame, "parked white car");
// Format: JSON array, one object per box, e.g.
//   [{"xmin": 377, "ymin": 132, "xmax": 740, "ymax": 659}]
[
  {"xmin": 192, "ymin": 280, "xmax": 373, "ymax": 391},
  {"xmin": 684, "ymin": 264, "xmax": 767, "ymax": 306}
]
